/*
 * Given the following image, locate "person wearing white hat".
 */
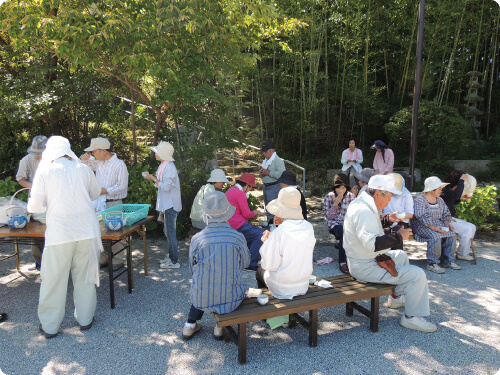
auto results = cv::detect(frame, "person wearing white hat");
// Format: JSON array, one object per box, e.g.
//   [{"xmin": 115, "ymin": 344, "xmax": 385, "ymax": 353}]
[
  {"xmin": 182, "ymin": 191, "xmax": 250, "ymax": 340},
  {"xmin": 257, "ymin": 187, "xmax": 316, "ymax": 299},
  {"xmin": 344, "ymin": 175, "xmax": 437, "ymax": 333},
  {"xmin": 143, "ymin": 141, "xmax": 182, "ymax": 269},
  {"xmin": 190, "ymin": 169, "xmax": 229, "ymax": 229},
  {"xmin": 382, "ymin": 173, "xmax": 414, "ymax": 229},
  {"xmin": 441, "ymin": 171, "xmax": 476, "ymax": 261},
  {"xmin": 411, "ymin": 176, "xmax": 459, "ymax": 274},
  {"xmin": 27, "ymin": 136, "xmax": 103, "ymax": 338},
  {"xmin": 16, "ymin": 135, "xmax": 48, "ymax": 271},
  {"xmin": 81, "ymin": 137, "xmax": 128, "ymax": 270}
]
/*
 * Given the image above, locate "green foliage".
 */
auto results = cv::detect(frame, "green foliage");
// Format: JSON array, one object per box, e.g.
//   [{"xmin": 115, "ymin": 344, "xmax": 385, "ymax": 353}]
[
  {"xmin": 0, "ymin": 177, "xmax": 28, "ymax": 201},
  {"xmin": 455, "ymin": 185, "xmax": 499, "ymax": 226}
]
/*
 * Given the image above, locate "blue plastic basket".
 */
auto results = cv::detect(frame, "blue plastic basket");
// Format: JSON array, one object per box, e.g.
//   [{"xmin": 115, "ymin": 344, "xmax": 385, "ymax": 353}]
[{"xmin": 98, "ymin": 204, "xmax": 150, "ymax": 226}]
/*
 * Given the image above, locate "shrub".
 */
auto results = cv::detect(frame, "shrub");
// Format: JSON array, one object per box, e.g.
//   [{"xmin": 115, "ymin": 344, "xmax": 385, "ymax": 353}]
[
  {"xmin": 0, "ymin": 177, "xmax": 28, "ymax": 201},
  {"xmin": 455, "ymin": 185, "xmax": 499, "ymax": 226}
]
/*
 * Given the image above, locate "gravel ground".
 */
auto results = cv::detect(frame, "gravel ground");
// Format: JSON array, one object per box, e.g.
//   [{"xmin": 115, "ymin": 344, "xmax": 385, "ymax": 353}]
[{"xmin": 1, "ymin": 208, "xmax": 499, "ymax": 375}]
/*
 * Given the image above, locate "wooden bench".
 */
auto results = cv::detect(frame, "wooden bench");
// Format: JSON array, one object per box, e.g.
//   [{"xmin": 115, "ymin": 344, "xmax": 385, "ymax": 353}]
[{"xmin": 213, "ymin": 274, "xmax": 395, "ymax": 364}]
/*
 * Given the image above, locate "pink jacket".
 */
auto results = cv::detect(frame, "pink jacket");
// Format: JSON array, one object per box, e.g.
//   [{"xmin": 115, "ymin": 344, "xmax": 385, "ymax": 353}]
[
  {"xmin": 225, "ymin": 186, "xmax": 255, "ymax": 230},
  {"xmin": 373, "ymin": 148, "xmax": 394, "ymax": 174}
]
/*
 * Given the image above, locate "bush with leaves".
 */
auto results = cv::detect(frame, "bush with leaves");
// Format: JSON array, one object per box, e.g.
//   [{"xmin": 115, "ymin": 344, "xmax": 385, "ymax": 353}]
[
  {"xmin": 455, "ymin": 185, "xmax": 499, "ymax": 226},
  {"xmin": 0, "ymin": 177, "xmax": 28, "ymax": 201}
]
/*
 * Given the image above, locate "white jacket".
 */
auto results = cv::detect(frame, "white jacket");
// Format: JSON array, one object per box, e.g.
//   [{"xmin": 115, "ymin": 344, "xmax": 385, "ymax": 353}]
[{"xmin": 341, "ymin": 148, "xmax": 363, "ymax": 172}]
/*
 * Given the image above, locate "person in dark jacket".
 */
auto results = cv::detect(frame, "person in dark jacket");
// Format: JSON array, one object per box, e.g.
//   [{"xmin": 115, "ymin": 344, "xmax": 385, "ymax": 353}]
[
  {"xmin": 278, "ymin": 171, "xmax": 307, "ymax": 220},
  {"xmin": 441, "ymin": 171, "xmax": 476, "ymax": 261}
]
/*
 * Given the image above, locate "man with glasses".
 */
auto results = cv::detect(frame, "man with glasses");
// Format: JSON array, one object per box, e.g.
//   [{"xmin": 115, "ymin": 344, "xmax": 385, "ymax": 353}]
[
  {"xmin": 81, "ymin": 137, "xmax": 128, "ymax": 269},
  {"xmin": 343, "ymin": 175, "xmax": 437, "ymax": 333}
]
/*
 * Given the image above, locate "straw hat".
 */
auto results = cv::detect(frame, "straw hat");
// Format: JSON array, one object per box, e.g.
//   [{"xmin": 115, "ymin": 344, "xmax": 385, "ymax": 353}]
[
  {"xmin": 266, "ymin": 187, "xmax": 303, "ymax": 220},
  {"xmin": 388, "ymin": 173, "xmax": 403, "ymax": 194},
  {"xmin": 207, "ymin": 169, "xmax": 229, "ymax": 183},
  {"xmin": 150, "ymin": 141, "xmax": 175, "ymax": 162},
  {"xmin": 27, "ymin": 135, "xmax": 48, "ymax": 155},
  {"xmin": 354, "ymin": 168, "xmax": 376, "ymax": 183},
  {"xmin": 367, "ymin": 175, "xmax": 402, "ymax": 195},
  {"xmin": 236, "ymin": 173, "xmax": 256, "ymax": 188},
  {"xmin": 202, "ymin": 191, "xmax": 236, "ymax": 223},
  {"xmin": 423, "ymin": 176, "xmax": 449, "ymax": 193},
  {"xmin": 84, "ymin": 137, "xmax": 111, "ymax": 152}
]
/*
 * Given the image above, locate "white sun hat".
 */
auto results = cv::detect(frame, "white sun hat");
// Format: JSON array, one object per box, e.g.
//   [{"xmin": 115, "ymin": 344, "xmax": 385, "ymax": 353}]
[
  {"xmin": 423, "ymin": 176, "xmax": 449, "ymax": 193},
  {"xmin": 84, "ymin": 137, "xmax": 111, "ymax": 152},
  {"xmin": 150, "ymin": 141, "xmax": 175, "ymax": 162},
  {"xmin": 207, "ymin": 169, "xmax": 229, "ymax": 183},
  {"xmin": 367, "ymin": 175, "xmax": 402, "ymax": 195},
  {"xmin": 266, "ymin": 187, "xmax": 303, "ymax": 220}
]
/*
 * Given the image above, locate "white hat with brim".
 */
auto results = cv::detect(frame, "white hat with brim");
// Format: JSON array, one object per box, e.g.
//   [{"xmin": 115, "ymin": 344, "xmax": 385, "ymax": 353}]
[
  {"xmin": 367, "ymin": 175, "xmax": 402, "ymax": 195},
  {"xmin": 84, "ymin": 137, "xmax": 111, "ymax": 152},
  {"xmin": 388, "ymin": 173, "xmax": 403, "ymax": 194},
  {"xmin": 202, "ymin": 191, "xmax": 236, "ymax": 223},
  {"xmin": 423, "ymin": 176, "xmax": 449, "ymax": 193},
  {"xmin": 150, "ymin": 141, "xmax": 175, "ymax": 162},
  {"xmin": 266, "ymin": 187, "xmax": 303, "ymax": 220},
  {"xmin": 207, "ymin": 169, "xmax": 229, "ymax": 183},
  {"xmin": 27, "ymin": 135, "xmax": 48, "ymax": 155}
]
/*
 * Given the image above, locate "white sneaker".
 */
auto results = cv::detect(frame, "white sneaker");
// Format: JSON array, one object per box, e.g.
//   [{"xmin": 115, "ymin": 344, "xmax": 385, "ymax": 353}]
[
  {"xmin": 158, "ymin": 257, "xmax": 170, "ymax": 264},
  {"xmin": 214, "ymin": 325, "xmax": 224, "ymax": 341},
  {"xmin": 182, "ymin": 322, "xmax": 202, "ymax": 340},
  {"xmin": 426, "ymin": 263, "xmax": 445, "ymax": 274},
  {"xmin": 400, "ymin": 315, "xmax": 437, "ymax": 332},
  {"xmin": 160, "ymin": 261, "xmax": 180, "ymax": 269},
  {"xmin": 387, "ymin": 294, "xmax": 405, "ymax": 309},
  {"xmin": 441, "ymin": 262, "xmax": 461, "ymax": 270},
  {"xmin": 456, "ymin": 254, "xmax": 474, "ymax": 261}
]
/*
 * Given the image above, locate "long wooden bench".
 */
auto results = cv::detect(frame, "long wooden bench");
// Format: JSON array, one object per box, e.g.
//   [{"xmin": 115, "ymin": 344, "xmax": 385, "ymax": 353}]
[{"xmin": 213, "ymin": 274, "xmax": 395, "ymax": 364}]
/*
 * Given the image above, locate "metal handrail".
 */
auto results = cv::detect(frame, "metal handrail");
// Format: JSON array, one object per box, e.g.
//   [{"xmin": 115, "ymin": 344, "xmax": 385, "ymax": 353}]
[{"xmin": 229, "ymin": 139, "xmax": 306, "ymax": 192}]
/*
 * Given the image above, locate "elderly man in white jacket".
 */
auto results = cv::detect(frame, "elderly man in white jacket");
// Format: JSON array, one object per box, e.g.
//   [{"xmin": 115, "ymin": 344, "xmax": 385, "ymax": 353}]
[
  {"xmin": 257, "ymin": 187, "xmax": 316, "ymax": 299},
  {"xmin": 343, "ymin": 175, "xmax": 437, "ymax": 333}
]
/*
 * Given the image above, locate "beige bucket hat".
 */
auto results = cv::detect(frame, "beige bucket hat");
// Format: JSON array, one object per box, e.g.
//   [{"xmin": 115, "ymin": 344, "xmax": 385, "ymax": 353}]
[
  {"xmin": 266, "ymin": 187, "xmax": 303, "ymax": 220},
  {"xmin": 207, "ymin": 169, "xmax": 229, "ymax": 183},
  {"xmin": 150, "ymin": 141, "xmax": 175, "ymax": 162},
  {"xmin": 84, "ymin": 137, "xmax": 111, "ymax": 152},
  {"xmin": 423, "ymin": 176, "xmax": 449, "ymax": 193}
]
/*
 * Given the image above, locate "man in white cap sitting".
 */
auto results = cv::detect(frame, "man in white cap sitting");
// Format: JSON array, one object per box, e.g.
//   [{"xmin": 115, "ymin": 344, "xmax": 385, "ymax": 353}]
[
  {"xmin": 182, "ymin": 191, "xmax": 250, "ymax": 340},
  {"xmin": 27, "ymin": 136, "xmax": 103, "ymax": 338},
  {"xmin": 81, "ymin": 137, "xmax": 128, "ymax": 269},
  {"xmin": 343, "ymin": 175, "xmax": 437, "ymax": 332},
  {"xmin": 16, "ymin": 135, "xmax": 48, "ymax": 271},
  {"xmin": 257, "ymin": 187, "xmax": 316, "ymax": 299}
]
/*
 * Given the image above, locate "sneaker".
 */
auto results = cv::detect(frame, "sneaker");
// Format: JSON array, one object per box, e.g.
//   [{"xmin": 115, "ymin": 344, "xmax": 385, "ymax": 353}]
[
  {"xmin": 441, "ymin": 262, "xmax": 462, "ymax": 270},
  {"xmin": 214, "ymin": 325, "xmax": 224, "ymax": 341},
  {"xmin": 400, "ymin": 315, "xmax": 437, "ymax": 332},
  {"xmin": 39, "ymin": 325, "xmax": 59, "ymax": 339},
  {"xmin": 182, "ymin": 322, "xmax": 202, "ymax": 340},
  {"xmin": 426, "ymin": 263, "xmax": 445, "ymax": 274},
  {"xmin": 28, "ymin": 263, "xmax": 41, "ymax": 271},
  {"xmin": 456, "ymin": 254, "xmax": 474, "ymax": 261},
  {"xmin": 160, "ymin": 261, "xmax": 180, "ymax": 269},
  {"xmin": 159, "ymin": 257, "xmax": 170, "ymax": 264},
  {"xmin": 387, "ymin": 294, "xmax": 405, "ymax": 309}
]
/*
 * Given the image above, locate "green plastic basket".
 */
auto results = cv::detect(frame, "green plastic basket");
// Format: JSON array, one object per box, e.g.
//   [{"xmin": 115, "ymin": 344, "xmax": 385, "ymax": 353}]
[{"xmin": 98, "ymin": 204, "xmax": 150, "ymax": 226}]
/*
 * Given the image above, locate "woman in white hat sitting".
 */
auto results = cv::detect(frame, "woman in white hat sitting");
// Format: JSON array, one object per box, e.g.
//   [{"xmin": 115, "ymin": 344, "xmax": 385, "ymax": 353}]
[
  {"xmin": 190, "ymin": 169, "xmax": 229, "ymax": 230},
  {"xmin": 143, "ymin": 141, "xmax": 182, "ymax": 269},
  {"xmin": 411, "ymin": 177, "xmax": 459, "ymax": 274},
  {"xmin": 256, "ymin": 187, "xmax": 316, "ymax": 300}
]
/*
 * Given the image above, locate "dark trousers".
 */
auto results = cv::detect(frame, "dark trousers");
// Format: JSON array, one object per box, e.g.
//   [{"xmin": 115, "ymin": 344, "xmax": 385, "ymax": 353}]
[
  {"xmin": 255, "ymin": 267, "xmax": 267, "ymax": 289},
  {"xmin": 329, "ymin": 225, "xmax": 347, "ymax": 264},
  {"xmin": 187, "ymin": 304, "xmax": 204, "ymax": 323}
]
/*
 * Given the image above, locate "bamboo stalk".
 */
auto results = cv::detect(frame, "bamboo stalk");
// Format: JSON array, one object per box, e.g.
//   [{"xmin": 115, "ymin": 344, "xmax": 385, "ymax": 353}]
[{"xmin": 486, "ymin": 8, "xmax": 500, "ymax": 136}]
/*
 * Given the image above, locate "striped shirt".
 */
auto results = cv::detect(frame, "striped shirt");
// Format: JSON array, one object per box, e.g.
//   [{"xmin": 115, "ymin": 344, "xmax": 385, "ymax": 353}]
[
  {"xmin": 82, "ymin": 153, "xmax": 128, "ymax": 200},
  {"xmin": 324, "ymin": 191, "xmax": 355, "ymax": 229},
  {"xmin": 189, "ymin": 222, "xmax": 250, "ymax": 314},
  {"xmin": 16, "ymin": 154, "xmax": 40, "ymax": 183},
  {"xmin": 410, "ymin": 195, "xmax": 455, "ymax": 242}
]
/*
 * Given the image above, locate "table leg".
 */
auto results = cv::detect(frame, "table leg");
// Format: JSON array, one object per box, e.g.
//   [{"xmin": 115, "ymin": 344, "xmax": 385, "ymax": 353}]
[
  {"xmin": 238, "ymin": 323, "xmax": 247, "ymax": 365},
  {"xmin": 106, "ymin": 239, "xmax": 115, "ymax": 309},
  {"xmin": 346, "ymin": 302, "xmax": 354, "ymax": 316},
  {"xmin": 127, "ymin": 235, "xmax": 133, "ymax": 293},
  {"xmin": 141, "ymin": 226, "xmax": 148, "ymax": 276},
  {"xmin": 14, "ymin": 238, "xmax": 20, "ymax": 271},
  {"xmin": 370, "ymin": 296, "xmax": 380, "ymax": 332}
]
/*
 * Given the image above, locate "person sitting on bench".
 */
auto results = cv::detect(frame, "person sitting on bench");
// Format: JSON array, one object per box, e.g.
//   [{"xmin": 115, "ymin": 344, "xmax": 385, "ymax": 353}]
[
  {"xmin": 343, "ymin": 175, "xmax": 437, "ymax": 333},
  {"xmin": 182, "ymin": 191, "xmax": 250, "ymax": 341},
  {"xmin": 256, "ymin": 187, "xmax": 316, "ymax": 299}
]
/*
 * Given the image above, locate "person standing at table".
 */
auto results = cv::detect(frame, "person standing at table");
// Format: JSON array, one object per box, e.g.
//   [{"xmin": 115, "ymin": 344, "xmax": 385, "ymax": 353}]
[
  {"xmin": 143, "ymin": 141, "xmax": 182, "ymax": 269},
  {"xmin": 371, "ymin": 140, "xmax": 394, "ymax": 175},
  {"xmin": 341, "ymin": 139, "xmax": 363, "ymax": 188},
  {"xmin": 28, "ymin": 136, "xmax": 103, "ymax": 338},
  {"xmin": 259, "ymin": 140, "xmax": 285, "ymax": 226},
  {"xmin": 80, "ymin": 137, "xmax": 128, "ymax": 269},
  {"xmin": 16, "ymin": 135, "xmax": 48, "ymax": 271}
]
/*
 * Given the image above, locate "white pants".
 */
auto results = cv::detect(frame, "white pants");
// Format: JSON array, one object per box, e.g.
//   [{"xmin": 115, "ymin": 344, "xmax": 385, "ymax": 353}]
[
  {"xmin": 38, "ymin": 239, "xmax": 97, "ymax": 334},
  {"xmin": 347, "ymin": 250, "xmax": 430, "ymax": 317},
  {"xmin": 452, "ymin": 217, "xmax": 476, "ymax": 256}
]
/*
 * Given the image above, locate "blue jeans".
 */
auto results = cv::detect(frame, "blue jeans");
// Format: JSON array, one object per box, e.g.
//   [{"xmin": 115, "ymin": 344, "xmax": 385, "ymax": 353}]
[
  {"xmin": 263, "ymin": 183, "xmax": 281, "ymax": 223},
  {"xmin": 329, "ymin": 225, "xmax": 347, "ymax": 264},
  {"xmin": 163, "ymin": 208, "xmax": 179, "ymax": 264},
  {"xmin": 236, "ymin": 222, "xmax": 264, "ymax": 268},
  {"xmin": 426, "ymin": 236, "xmax": 456, "ymax": 265}
]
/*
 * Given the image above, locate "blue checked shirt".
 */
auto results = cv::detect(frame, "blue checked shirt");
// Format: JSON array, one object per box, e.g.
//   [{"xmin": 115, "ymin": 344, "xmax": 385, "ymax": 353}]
[
  {"xmin": 411, "ymin": 195, "xmax": 455, "ymax": 242},
  {"xmin": 189, "ymin": 222, "xmax": 250, "ymax": 314}
]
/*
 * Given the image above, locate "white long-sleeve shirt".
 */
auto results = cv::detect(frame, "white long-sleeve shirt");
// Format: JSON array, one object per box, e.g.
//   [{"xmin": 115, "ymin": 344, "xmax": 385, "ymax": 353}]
[
  {"xmin": 27, "ymin": 158, "xmax": 102, "ymax": 246},
  {"xmin": 260, "ymin": 219, "xmax": 316, "ymax": 299},
  {"xmin": 156, "ymin": 162, "xmax": 182, "ymax": 212},
  {"xmin": 82, "ymin": 153, "xmax": 128, "ymax": 200}
]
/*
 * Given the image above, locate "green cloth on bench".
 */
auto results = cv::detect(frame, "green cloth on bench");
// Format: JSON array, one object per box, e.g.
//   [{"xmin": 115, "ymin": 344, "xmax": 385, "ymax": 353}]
[{"xmin": 267, "ymin": 315, "xmax": 289, "ymax": 329}]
